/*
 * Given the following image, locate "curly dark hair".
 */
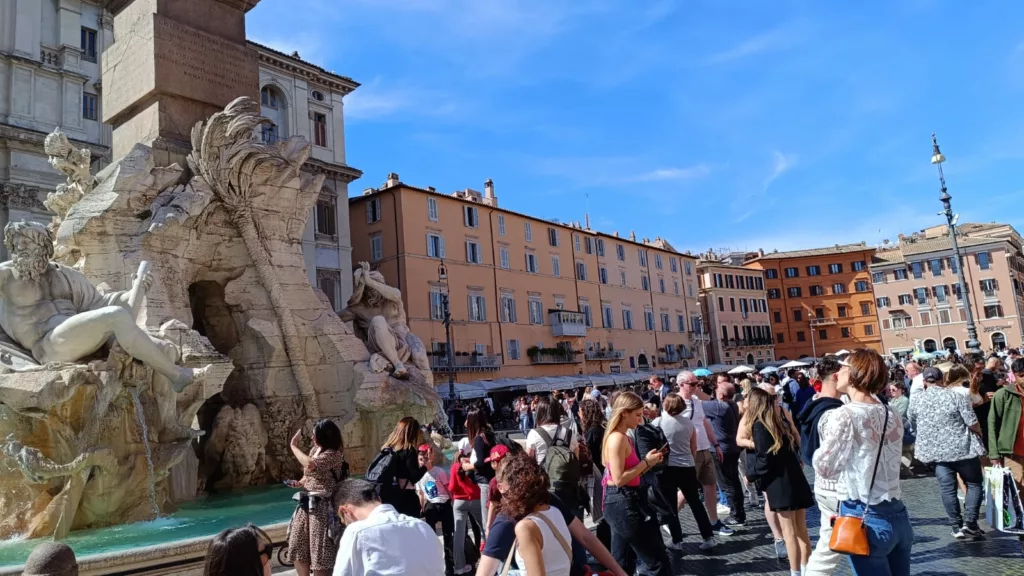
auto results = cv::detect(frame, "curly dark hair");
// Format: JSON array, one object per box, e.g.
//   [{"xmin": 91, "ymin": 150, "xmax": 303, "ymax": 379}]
[
  {"xmin": 580, "ymin": 398, "xmax": 604, "ymax": 433},
  {"xmin": 498, "ymin": 453, "xmax": 550, "ymax": 520}
]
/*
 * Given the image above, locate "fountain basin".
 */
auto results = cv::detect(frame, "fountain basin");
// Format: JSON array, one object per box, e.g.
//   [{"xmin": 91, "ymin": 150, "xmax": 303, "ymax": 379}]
[{"xmin": 0, "ymin": 484, "xmax": 296, "ymax": 574}]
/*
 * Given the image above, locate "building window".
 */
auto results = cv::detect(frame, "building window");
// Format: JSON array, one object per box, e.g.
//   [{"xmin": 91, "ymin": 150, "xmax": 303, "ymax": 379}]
[
  {"xmin": 815, "ymin": 307, "xmax": 825, "ymax": 319},
  {"xmin": 500, "ymin": 294, "xmax": 517, "ymax": 323},
  {"xmin": 315, "ymin": 193, "xmax": 337, "ymax": 236},
  {"xmin": 928, "ymin": 258, "xmax": 943, "ymax": 277},
  {"xmin": 673, "ymin": 280, "xmax": 680, "ymax": 295},
  {"xmin": 576, "ymin": 261, "xmax": 587, "ymax": 281},
  {"xmin": 496, "ymin": 214, "xmax": 505, "ymax": 235},
  {"xmin": 641, "ymin": 275, "xmax": 650, "ymax": 291},
  {"xmin": 934, "ymin": 285, "xmax": 948, "ymax": 304},
  {"xmin": 616, "ymin": 244, "xmax": 625, "ymax": 261},
  {"xmin": 796, "ymin": 331, "xmax": 806, "ymax": 342},
  {"xmin": 785, "ymin": 267, "xmax": 799, "ymax": 278},
  {"xmin": 426, "ymin": 197, "xmax": 438, "ymax": 221},
  {"xmin": 81, "ymin": 27, "xmax": 98, "ymax": 62},
  {"xmin": 596, "ymin": 238, "xmax": 605, "ymax": 256},
  {"xmin": 311, "ymin": 90, "xmax": 326, "ymax": 102},
  {"xmin": 602, "ymin": 304, "xmax": 614, "ymax": 328},
  {"xmin": 810, "ymin": 285, "xmax": 824, "ymax": 296},
  {"xmin": 807, "ymin": 265, "xmax": 821, "ymax": 276},
  {"xmin": 832, "ymin": 283, "xmax": 846, "ymax": 294},
  {"xmin": 876, "ymin": 296, "xmax": 890, "ymax": 308},
  {"xmin": 599, "ymin": 267, "xmax": 608, "ymax": 284},
  {"xmin": 655, "ymin": 254, "xmax": 663, "ymax": 269},
  {"xmin": 767, "ymin": 289, "xmax": 781, "ymax": 299},
  {"xmin": 82, "ymin": 93, "xmax": 98, "ymax": 120},
  {"xmin": 818, "ymin": 329, "xmax": 828, "ymax": 340},
  {"xmin": 528, "ymin": 298, "xmax": 543, "ymax": 324},
  {"xmin": 837, "ymin": 305, "xmax": 847, "ymax": 318},
  {"xmin": 261, "ymin": 86, "xmax": 281, "ymax": 108},
  {"xmin": 773, "ymin": 311, "xmax": 781, "ymax": 323},
  {"xmin": 581, "ymin": 303, "xmax": 592, "ymax": 327},
  {"xmin": 551, "ymin": 256, "xmax": 561, "ymax": 277},
  {"xmin": 756, "ymin": 277, "xmax": 764, "ymax": 290},
  {"xmin": 463, "ymin": 206, "xmax": 479, "ymax": 228},
  {"xmin": 670, "ymin": 258, "xmax": 678, "ymax": 273},
  {"xmin": 776, "ymin": 333, "xmax": 785, "ymax": 343},
  {"xmin": 976, "ymin": 252, "xmax": 991, "ymax": 270},
  {"xmin": 765, "ymin": 269, "xmax": 778, "ymax": 279},
  {"xmin": 872, "ymin": 272, "xmax": 885, "ymax": 283},
  {"xmin": 852, "ymin": 260, "xmax": 866, "ymax": 271},
  {"xmin": 894, "ymin": 269, "xmax": 908, "ymax": 281},
  {"xmin": 427, "ymin": 233, "xmax": 445, "ymax": 258},
  {"xmin": 370, "ymin": 234, "xmax": 383, "ymax": 261},
  {"xmin": 980, "ymin": 278, "xmax": 998, "ymax": 297},
  {"xmin": 864, "ymin": 324, "xmax": 874, "ymax": 336},
  {"xmin": 316, "ymin": 268, "xmax": 342, "ymax": 312},
  {"xmin": 841, "ymin": 327, "xmax": 851, "ymax": 338},
  {"xmin": 620, "ymin": 270, "xmax": 627, "ymax": 286},
  {"xmin": 638, "ymin": 249, "xmax": 648, "ymax": 267},
  {"xmin": 548, "ymin": 228, "xmax": 559, "ymax": 246},
  {"xmin": 920, "ymin": 311, "xmax": 931, "ymax": 325},
  {"xmin": 365, "ymin": 198, "xmax": 381, "ymax": 223},
  {"xmin": 678, "ymin": 314, "xmax": 686, "ymax": 332},
  {"xmin": 898, "ymin": 293, "xmax": 912, "ymax": 305},
  {"xmin": 730, "ymin": 298, "xmax": 736, "ymax": 312},
  {"xmin": 911, "ymin": 262, "xmax": 924, "ymax": 279},
  {"xmin": 465, "ymin": 241, "xmax": 482, "ymax": 264},
  {"xmin": 984, "ymin": 304, "xmax": 1004, "ymax": 318},
  {"xmin": 938, "ymin": 309, "xmax": 951, "ymax": 324},
  {"xmin": 524, "ymin": 221, "xmax": 532, "ymax": 241},
  {"xmin": 622, "ymin": 309, "xmax": 634, "ymax": 330},
  {"xmin": 726, "ymin": 275, "xmax": 735, "ymax": 289},
  {"xmin": 574, "ymin": 234, "xmax": 581, "ymax": 252},
  {"xmin": 829, "ymin": 263, "xmax": 843, "ymax": 274},
  {"xmin": 525, "ymin": 253, "xmax": 538, "ymax": 273},
  {"xmin": 469, "ymin": 295, "xmax": 487, "ymax": 322},
  {"xmin": 658, "ymin": 277, "xmax": 665, "ymax": 293},
  {"xmin": 855, "ymin": 280, "xmax": 869, "ymax": 292},
  {"xmin": 644, "ymin": 309, "xmax": 655, "ymax": 331},
  {"xmin": 793, "ymin": 309, "xmax": 803, "ymax": 321},
  {"xmin": 429, "ymin": 290, "xmax": 444, "ymax": 320},
  {"xmin": 718, "ymin": 297, "xmax": 725, "ymax": 312},
  {"xmin": 882, "ymin": 318, "xmax": 891, "ymax": 330},
  {"xmin": 914, "ymin": 287, "xmax": 929, "ymax": 305},
  {"xmin": 312, "ymin": 112, "xmax": 328, "ymax": 147},
  {"xmin": 499, "ymin": 247, "xmax": 510, "ymax": 269},
  {"xmin": 507, "ymin": 339, "xmax": 521, "ymax": 360},
  {"xmin": 760, "ymin": 298, "xmax": 767, "ymax": 311},
  {"xmin": 788, "ymin": 287, "xmax": 802, "ymax": 298}
]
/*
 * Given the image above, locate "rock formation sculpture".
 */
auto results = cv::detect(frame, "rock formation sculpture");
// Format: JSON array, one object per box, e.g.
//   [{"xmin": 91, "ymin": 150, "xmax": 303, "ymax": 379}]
[
  {"xmin": 340, "ymin": 261, "xmax": 431, "ymax": 384},
  {"xmin": 42, "ymin": 129, "xmax": 95, "ymax": 236}
]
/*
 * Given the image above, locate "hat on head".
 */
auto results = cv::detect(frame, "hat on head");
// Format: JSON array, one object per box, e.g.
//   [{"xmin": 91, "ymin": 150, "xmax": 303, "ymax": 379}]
[
  {"xmin": 484, "ymin": 444, "xmax": 510, "ymax": 463},
  {"xmin": 417, "ymin": 443, "xmax": 432, "ymax": 452},
  {"xmin": 922, "ymin": 367, "xmax": 943, "ymax": 383},
  {"xmin": 590, "ymin": 389, "xmax": 601, "ymax": 399}
]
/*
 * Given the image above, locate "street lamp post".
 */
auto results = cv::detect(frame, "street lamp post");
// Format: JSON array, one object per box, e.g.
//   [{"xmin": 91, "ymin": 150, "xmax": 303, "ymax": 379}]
[
  {"xmin": 931, "ymin": 134, "xmax": 982, "ymax": 356},
  {"xmin": 438, "ymin": 262, "xmax": 456, "ymax": 407}
]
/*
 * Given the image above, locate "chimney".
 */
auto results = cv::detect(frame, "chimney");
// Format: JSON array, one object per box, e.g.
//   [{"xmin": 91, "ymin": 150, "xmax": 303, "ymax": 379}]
[
  {"xmin": 427, "ymin": 186, "xmax": 436, "ymax": 192},
  {"xmin": 613, "ymin": 231, "xmax": 619, "ymax": 237},
  {"xmin": 385, "ymin": 172, "xmax": 400, "ymax": 188},
  {"xmin": 629, "ymin": 230, "xmax": 636, "ymax": 242},
  {"xmin": 758, "ymin": 248, "xmax": 765, "ymax": 257}
]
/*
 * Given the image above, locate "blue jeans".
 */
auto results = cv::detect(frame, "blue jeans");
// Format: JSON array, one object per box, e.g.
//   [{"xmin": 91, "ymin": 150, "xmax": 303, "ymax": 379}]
[
  {"xmin": 934, "ymin": 457, "xmax": 983, "ymax": 529},
  {"xmin": 519, "ymin": 414, "xmax": 529, "ymax": 432},
  {"xmin": 838, "ymin": 499, "xmax": 914, "ymax": 576}
]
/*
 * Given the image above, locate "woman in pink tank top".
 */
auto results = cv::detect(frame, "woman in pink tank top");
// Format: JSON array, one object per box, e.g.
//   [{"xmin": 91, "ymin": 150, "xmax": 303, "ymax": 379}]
[{"xmin": 600, "ymin": 391, "xmax": 671, "ymax": 576}]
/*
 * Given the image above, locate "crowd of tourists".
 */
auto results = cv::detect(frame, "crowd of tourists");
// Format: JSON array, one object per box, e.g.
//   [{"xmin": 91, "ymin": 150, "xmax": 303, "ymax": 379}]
[{"xmin": 22, "ymin": 346, "xmax": 1022, "ymax": 576}]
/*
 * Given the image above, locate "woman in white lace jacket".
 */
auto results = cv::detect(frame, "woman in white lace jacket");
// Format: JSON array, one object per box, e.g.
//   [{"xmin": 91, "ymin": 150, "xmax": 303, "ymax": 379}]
[{"xmin": 813, "ymin": 349, "xmax": 912, "ymax": 576}]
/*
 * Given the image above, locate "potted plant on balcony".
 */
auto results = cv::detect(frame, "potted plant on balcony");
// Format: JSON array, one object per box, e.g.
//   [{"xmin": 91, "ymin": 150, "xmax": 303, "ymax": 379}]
[{"xmin": 527, "ymin": 346, "xmax": 541, "ymax": 360}]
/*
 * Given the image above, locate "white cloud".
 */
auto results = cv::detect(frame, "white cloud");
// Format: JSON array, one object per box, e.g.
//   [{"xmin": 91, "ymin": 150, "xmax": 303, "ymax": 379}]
[
  {"xmin": 344, "ymin": 78, "xmax": 459, "ymax": 121},
  {"xmin": 624, "ymin": 164, "xmax": 712, "ymax": 183},
  {"xmin": 764, "ymin": 151, "xmax": 797, "ymax": 190},
  {"xmin": 705, "ymin": 24, "xmax": 803, "ymax": 65}
]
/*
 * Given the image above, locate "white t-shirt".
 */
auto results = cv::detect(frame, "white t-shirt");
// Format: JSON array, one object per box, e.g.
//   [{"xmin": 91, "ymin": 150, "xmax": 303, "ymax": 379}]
[
  {"xmin": 909, "ymin": 374, "xmax": 925, "ymax": 396},
  {"xmin": 526, "ymin": 424, "xmax": 578, "ymax": 465},
  {"xmin": 415, "ymin": 466, "xmax": 451, "ymax": 504},
  {"xmin": 682, "ymin": 398, "xmax": 711, "ymax": 451},
  {"xmin": 952, "ymin": 386, "xmax": 983, "ymax": 406},
  {"xmin": 333, "ymin": 504, "xmax": 444, "ymax": 576},
  {"xmin": 456, "ymin": 437, "xmax": 472, "ymax": 456}
]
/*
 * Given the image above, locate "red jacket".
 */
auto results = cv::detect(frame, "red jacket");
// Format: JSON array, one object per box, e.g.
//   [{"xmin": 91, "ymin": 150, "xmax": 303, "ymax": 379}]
[{"xmin": 448, "ymin": 461, "xmax": 481, "ymax": 500}]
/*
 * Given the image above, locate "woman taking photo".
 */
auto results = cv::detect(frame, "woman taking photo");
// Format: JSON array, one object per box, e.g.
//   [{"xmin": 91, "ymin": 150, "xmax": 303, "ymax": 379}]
[
  {"xmin": 286, "ymin": 420, "xmax": 347, "ymax": 576},
  {"xmin": 745, "ymin": 388, "xmax": 812, "ymax": 575},
  {"xmin": 602, "ymin": 392, "xmax": 671, "ymax": 576},
  {"xmin": 380, "ymin": 416, "xmax": 428, "ymax": 518},
  {"xmin": 460, "ymin": 404, "xmax": 497, "ymax": 532},
  {"xmin": 204, "ymin": 524, "xmax": 274, "ymax": 576},
  {"xmin": 497, "ymin": 454, "xmax": 573, "ymax": 576},
  {"xmin": 814, "ymin": 349, "xmax": 912, "ymax": 576},
  {"xmin": 907, "ymin": 364, "xmax": 985, "ymax": 539}
]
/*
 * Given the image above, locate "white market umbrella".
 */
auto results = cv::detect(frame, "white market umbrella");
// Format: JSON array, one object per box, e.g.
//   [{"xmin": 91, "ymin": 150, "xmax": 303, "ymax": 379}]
[
  {"xmin": 759, "ymin": 366, "xmax": 779, "ymax": 375},
  {"xmin": 779, "ymin": 360, "xmax": 810, "ymax": 369},
  {"xmin": 835, "ymin": 349, "xmax": 851, "ymax": 356},
  {"xmin": 912, "ymin": 351, "xmax": 935, "ymax": 361},
  {"xmin": 728, "ymin": 365, "xmax": 755, "ymax": 375}
]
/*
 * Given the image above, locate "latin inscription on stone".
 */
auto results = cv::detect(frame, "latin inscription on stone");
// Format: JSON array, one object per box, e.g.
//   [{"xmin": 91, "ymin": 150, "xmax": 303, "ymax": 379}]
[{"xmin": 153, "ymin": 14, "xmax": 257, "ymax": 105}]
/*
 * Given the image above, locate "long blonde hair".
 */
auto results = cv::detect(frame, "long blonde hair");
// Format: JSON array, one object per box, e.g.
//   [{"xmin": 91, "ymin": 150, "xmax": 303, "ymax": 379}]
[
  {"xmin": 383, "ymin": 417, "xmax": 422, "ymax": 451},
  {"xmin": 601, "ymin": 391, "xmax": 643, "ymax": 465},
  {"xmin": 744, "ymin": 388, "xmax": 794, "ymax": 454}
]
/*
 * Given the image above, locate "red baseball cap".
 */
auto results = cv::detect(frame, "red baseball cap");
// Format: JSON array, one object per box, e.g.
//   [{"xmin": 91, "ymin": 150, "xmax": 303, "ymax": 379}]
[
  {"xmin": 417, "ymin": 444, "xmax": 432, "ymax": 452},
  {"xmin": 484, "ymin": 445, "xmax": 510, "ymax": 463}
]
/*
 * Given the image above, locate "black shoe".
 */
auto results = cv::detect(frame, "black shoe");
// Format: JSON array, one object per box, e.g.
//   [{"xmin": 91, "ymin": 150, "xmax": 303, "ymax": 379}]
[
  {"xmin": 723, "ymin": 517, "xmax": 745, "ymax": 527},
  {"xmin": 960, "ymin": 526, "xmax": 985, "ymax": 540}
]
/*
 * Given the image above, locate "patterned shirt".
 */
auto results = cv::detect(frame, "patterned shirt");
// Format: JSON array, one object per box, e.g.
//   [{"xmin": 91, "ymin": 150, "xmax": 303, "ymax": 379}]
[
  {"xmin": 907, "ymin": 386, "xmax": 984, "ymax": 463},
  {"xmin": 814, "ymin": 402, "xmax": 903, "ymax": 504}
]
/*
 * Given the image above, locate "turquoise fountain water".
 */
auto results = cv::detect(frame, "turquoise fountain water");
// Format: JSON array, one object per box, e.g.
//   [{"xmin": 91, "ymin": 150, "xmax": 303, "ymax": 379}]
[{"xmin": 0, "ymin": 484, "xmax": 296, "ymax": 568}]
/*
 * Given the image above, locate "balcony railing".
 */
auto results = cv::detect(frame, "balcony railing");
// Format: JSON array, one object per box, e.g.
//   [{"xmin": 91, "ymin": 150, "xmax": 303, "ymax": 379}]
[
  {"xmin": 585, "ymin": 349, "xmax": 625, "ymax": 361},
  {"xmin": 809, "ymin": 316, "xmax": 837, "ymax": 327},
  {"xmin": 429, "ymin": 354, "xmax": 501, "ymax": 372},
  {"xmin": 721, "ymin": 338, "xmax": 774, "ymax": 348},
  {"xmin": 40, "ymin": 47, "xmax": 61, "ymax": 67},
  {"xmin": 983, "ymin": 290, "xmax": 997, "ymax": 299},
  {"xmin": 528, "ymin": 349, "xmax": 581, "ymax": 364},
  {"xmin": 549, "ymin": 310, "xmax": 587, "ymax": 337}
]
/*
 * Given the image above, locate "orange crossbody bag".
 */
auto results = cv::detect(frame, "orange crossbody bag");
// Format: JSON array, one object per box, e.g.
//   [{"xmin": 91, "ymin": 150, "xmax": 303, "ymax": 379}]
[{"xmin": 828, "ymin": 407, "xmax": 888, "ymax": 556}]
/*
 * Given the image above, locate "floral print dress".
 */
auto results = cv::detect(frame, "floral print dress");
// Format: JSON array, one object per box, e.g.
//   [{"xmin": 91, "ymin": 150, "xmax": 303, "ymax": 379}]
[{"xmin": 288, "ymin": 450, "xmax": 346, "ymax": 570}]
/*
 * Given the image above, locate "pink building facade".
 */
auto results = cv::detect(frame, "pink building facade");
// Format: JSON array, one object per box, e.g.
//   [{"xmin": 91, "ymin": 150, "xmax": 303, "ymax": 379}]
[
  {"xmin": 870, "ymin": 223, "xmax": 1024, "ymax": 357},
  {"xmin": 698, "ymin": 262, "xmax": 776, "ymax": 366}
]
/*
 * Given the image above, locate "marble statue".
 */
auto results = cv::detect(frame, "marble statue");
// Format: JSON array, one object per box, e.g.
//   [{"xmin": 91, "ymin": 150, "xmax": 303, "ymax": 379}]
[
  {"xmin": 0, "ymin": 221, "xmax": 208, "ymax": 391},
  {"xmin": 42, "ymin": 129, "xmax": 95, "ymax": 235},
  {"xmin": 340, "ymin": 261, "xmax": 430, "ymax": 381}
]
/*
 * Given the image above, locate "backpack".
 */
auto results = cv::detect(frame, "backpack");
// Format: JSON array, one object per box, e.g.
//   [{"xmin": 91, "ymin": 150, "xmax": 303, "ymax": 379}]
[
  {"xmin": 535, "ymin": 426, "xmax": 581, "ymax": 495},
  {"xmin": 633, "ymin": 420, "xmax": 668, "ymax": 473},
  {"xmin": 365, "ymin": 448, "xmax": 396, "ymax": 490},
  {"xmin": 576, "ymin": 441, "xmax": 594, "ymax": 477}
]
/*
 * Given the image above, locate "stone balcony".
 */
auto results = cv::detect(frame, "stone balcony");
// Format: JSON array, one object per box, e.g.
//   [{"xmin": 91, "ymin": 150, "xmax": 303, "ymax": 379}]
[
  {"xmin": 528, "ymin": 348, "xmax": 581, "ymax": 365},
  {"xmin": 585, "ymin": 349, "xmax": 625, "ymax": 361},
  {"xmin": 429, "ymin": 354, "xmax": 501, "ymax": 373},
  {"xmin": 721, "ymin": 338, "xmax": 774, "ymax": 349},
  {"xmin": 549, "ymin": 310, "xmax": 587, "ymax": 337}
]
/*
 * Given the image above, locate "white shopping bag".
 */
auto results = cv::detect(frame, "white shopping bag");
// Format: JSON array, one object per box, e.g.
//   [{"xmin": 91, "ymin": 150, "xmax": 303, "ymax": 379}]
[{"xmin": 984, "ymin": 466, "xmax": 1024, "ymax": 535}]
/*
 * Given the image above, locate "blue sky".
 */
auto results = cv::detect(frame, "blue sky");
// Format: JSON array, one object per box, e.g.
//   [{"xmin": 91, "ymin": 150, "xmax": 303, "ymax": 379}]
[{"xmin": 248, "ymin": 0, "xmax": 1024, "ymax": 254}]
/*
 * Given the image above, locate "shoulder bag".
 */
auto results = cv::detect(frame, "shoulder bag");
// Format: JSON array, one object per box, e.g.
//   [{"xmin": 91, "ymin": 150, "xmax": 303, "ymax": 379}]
[
  {"xmin": 828, "ymin": 406, "xmax": 889, "ymax": 556},
  {"xmin": 499, "ymin": 512, "xmax": 573, "ymax": 576}
]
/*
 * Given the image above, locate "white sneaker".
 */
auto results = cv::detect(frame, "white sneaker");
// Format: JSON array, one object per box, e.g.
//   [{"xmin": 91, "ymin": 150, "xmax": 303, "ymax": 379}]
[
  {"xmin": 774, "ymin": 539, "xmax": 788, "ymax": 560},
  {"xmin": 698, "ymin": 537, "xmax": 717, "ymax": 551}
]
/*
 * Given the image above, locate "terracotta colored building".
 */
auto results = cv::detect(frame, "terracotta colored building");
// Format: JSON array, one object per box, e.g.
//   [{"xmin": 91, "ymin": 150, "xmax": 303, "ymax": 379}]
[
  {"xmin": 744, "ymin": 243, "xmax": 882, "ymax": 359},
  {"xmin": 870, "ymin": 222, "xmax": 1024, "ymax": 357},
  {"xmin": 697, "ymin": 260, "xmax": 775, "ymax": 366},
  {"xmin": 348, "ymin": 175, "xmax": 704, "ymax": 384}
]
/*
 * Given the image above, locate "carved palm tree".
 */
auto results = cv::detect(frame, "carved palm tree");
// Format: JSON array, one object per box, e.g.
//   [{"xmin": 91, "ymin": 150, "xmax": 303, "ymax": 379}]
[{"xmin": 187, "ymin": 97, "xmax": 319, "ymax": 417}]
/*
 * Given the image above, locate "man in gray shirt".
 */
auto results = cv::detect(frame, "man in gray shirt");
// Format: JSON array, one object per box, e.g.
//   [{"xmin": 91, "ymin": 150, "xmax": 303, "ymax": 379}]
[{"xmin": 701, "ymin": 382, "xmax": 745, "ymax": 526}]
